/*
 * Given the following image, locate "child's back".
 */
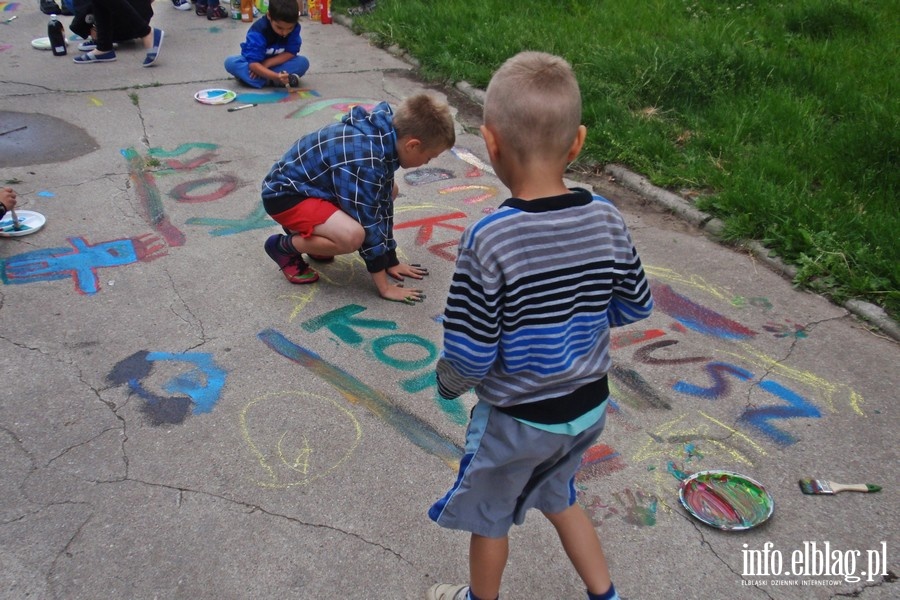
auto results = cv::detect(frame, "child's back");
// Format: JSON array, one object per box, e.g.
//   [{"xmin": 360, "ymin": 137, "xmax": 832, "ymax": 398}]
[{"xmin": 428, "ymin": 52, "xmax": 652, "ymax": 600}]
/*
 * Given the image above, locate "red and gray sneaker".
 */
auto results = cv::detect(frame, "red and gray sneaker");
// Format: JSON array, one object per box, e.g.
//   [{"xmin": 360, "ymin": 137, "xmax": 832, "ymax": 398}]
[
  {"xmin": 265, "ymin": 235, "xmax": 319, "ymax": 284},
  {"xmin": 207, "ymin": 4, "xmax": 228, "ymax": 19}
]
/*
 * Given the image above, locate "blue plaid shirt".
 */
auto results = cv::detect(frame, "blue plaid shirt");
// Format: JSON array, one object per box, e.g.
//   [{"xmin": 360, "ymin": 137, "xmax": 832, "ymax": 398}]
[{"xmin": 262, "ymin": 102, "xmax": 400, "ymax": 272}]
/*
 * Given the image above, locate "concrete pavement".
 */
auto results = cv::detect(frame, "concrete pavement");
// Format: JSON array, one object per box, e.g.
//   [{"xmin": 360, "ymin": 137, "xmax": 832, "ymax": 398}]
[{"xmin": 1, "ymin": 4, "xmax": 897, "ymax": 599}]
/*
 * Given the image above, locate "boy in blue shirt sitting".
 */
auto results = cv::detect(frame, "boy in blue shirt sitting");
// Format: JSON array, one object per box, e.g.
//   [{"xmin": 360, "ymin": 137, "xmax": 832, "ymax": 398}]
[{"xmin": 224, "ymin": 0, "xmax": 309, "ymax": 88}]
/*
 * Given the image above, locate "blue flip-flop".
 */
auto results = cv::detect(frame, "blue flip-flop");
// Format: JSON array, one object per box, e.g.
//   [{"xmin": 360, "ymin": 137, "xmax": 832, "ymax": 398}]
[
  {"xmin": 142, "ymin": 28, "xmax": 164, "ymax": 67},
  {"xmin": 73, "ymin": 50, "xmax": 117, "ymax": 63}
]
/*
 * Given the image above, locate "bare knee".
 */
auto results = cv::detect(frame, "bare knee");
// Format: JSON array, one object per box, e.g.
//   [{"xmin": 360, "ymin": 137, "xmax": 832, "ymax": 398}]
[{"xmin": 319, "ymin": 212, "xmax": 365, "ymax": 254}]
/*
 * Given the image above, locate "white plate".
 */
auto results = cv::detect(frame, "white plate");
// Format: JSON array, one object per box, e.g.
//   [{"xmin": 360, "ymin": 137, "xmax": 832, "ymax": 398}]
[
  {"xmin": 0, "ymin": 210, "xmax": 47, "ymax": 237},
  {"xmin": 194, "ymin": 89, "xmax": 237, "ymax": 105},
  {"xmin": 31, "ymin": 37, "xmax": 70, "ymax": 51}
]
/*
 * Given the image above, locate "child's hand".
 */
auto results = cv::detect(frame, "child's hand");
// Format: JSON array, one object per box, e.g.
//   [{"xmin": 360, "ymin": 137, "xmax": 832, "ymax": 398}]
[
  {"xmin": 381, "ymin": 284, "xmax": 425, "ymax": 305},
  {"xmin": 0, "ymin": 187, "xmax": 18, "ymax": 211},
  {"xmin": 277, "ymin": 71, "xmax": 291, "ymax": 86},
  {"xmin": 387, "ymin": 263, "xmax": 429, "ymax": 281}
]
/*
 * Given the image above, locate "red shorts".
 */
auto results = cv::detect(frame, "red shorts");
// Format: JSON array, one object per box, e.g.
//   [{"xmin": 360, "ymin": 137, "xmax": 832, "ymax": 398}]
[{"xmin": 270, "ymin": 198, "xmax": 340, "ymax": 238}]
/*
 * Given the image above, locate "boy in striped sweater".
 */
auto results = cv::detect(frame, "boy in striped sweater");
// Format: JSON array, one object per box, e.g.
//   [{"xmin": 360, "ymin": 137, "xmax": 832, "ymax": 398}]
[{"xmin": 427, "ymin": 52, "xmax": 654, "ymax": 600}]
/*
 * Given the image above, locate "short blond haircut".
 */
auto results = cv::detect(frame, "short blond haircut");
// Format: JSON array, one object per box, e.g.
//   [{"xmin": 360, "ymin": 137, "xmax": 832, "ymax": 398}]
[
  {"xmin": 484, "ymin": 52, "xmax": 582, "ymax": 163},
  {"xmin": 393, "ymin": 93, "xmax": 456, "ymax": 150}
]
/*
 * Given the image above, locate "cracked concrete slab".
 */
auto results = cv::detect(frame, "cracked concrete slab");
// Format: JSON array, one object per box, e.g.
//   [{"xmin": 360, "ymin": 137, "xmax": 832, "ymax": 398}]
[{"xmin": 0, "ymin": 4, "xmax": 897, "ymax": 600}]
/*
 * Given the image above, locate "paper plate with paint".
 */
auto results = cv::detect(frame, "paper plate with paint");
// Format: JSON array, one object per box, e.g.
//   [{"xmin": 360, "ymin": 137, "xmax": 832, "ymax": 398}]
[
  {"xmin": 0, "ymin": 210, "xmax": 47, "ymax": 237},
  {"xmin": 194, "ymin": 89, "xmax": 237, "ymax": 105},
  {"xmin": 31, "ymin": 37, "xmax": 72, "ymax": 50},
  {"xmin": 679, "ymin": 470, "xmax": 774, "ymax": 531}
]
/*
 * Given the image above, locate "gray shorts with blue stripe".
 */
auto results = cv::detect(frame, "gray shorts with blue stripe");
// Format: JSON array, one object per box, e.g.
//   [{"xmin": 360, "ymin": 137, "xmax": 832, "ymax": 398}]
[{"xmin": 428, "ymin": 400, "xmax": 608, "ymax": 538}]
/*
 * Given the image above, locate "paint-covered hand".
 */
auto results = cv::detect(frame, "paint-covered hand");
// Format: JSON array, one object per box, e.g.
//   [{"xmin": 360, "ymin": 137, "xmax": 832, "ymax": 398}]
[
  {"xmin": 387, "ymin": 262, "xmax": 429, "ymax": 281},
  {"xmin": 0, "ymin": 187, "xmax": 17, "ymax": 214},
  {"xmin": 381, "ymin": 283, "xmax": 425, "ymax": 305}
]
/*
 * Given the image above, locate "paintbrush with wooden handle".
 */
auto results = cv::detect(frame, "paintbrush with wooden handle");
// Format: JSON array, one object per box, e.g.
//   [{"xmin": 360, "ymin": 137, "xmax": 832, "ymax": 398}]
[{"xmin": 799, "ymin": 478, "xmax": 881, "ymax": 495}]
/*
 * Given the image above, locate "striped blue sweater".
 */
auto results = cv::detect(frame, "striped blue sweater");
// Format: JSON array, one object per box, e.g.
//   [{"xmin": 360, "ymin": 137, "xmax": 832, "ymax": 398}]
[{"xmin": 436, "ymin": 188, "xmax": 653, "ymax": 408}]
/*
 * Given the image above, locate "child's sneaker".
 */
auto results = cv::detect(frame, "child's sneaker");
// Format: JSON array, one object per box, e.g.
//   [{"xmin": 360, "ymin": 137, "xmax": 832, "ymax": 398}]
[
  {"xmin": 171, "ymin": 0, "xmax": 192, "ymax": 9},
  {"xmin": 287, "ymin": 73, "xmax": 301, "ymax": 88},
  {"xmin": 207, "ymin": 5, "xmax": 228, "ymax": 19},
  {"xmin": 427, "ymin": 584, "xmax": 469, "ymax": 600},
  {"xmin": 195, "ymin": 3, "xmax": 207, "ymax": 15},
  {"xmin": 265, "ymin": 235, "xmax": 319, "ymax": 284}
]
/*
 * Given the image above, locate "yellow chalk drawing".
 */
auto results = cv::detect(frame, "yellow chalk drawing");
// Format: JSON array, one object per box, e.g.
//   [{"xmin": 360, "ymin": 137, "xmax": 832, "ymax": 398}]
[
  {"xmin": 282, "ymin": 286, "xmax": 318, "ymax": 323},
  {"xmin": 240, "ymin": 391, "xmax": 362, "ymax": 488},
  {"xmin": 727, "ymin": 343, "xmax": 865, "ymax": 416},
  {"xmin": 89, "ymin": 97, "xmax": 103, "ymax": 106},
  {"xmin": 632, "ymin": 411, "xmax": 765, "ymax": 466},
  {"xmin": 644, "ymin": 266, "xmax": 732, "ymax": 303}
]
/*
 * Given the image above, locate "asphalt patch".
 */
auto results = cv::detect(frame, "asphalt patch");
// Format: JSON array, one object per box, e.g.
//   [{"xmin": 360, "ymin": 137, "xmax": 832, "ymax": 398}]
[{"xmin": 0, "ymin": 110, "xmax": 99, "ymax": 168}]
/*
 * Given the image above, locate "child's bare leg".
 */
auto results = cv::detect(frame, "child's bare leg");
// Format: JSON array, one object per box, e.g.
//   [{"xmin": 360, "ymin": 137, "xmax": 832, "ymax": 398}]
[
  {"xmin": 287, "ymin": 211, "xmax": 364, "ymax": 257},
  {"xmin": 469, "ymin": 534, "xmax": 507, "ymax": 600},
  {"xmin": 544, "ymin": 504, "xmax": 612, "ymax": 595}
]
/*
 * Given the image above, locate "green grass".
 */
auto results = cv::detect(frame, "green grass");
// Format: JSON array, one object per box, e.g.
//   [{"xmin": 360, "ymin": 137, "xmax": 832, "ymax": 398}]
[{"xmin": 335, "ymin": 0, "xmax": 899, "ymax": 318}]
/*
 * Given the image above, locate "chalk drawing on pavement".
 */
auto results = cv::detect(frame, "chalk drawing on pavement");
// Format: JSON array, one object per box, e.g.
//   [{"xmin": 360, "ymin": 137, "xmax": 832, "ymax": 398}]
[
  {"xmin": 240, "ymin": 391, "xmax": 362, "ymax": 488},
  {"xmin": 1, "ymin": 234, "xmax": 166, "ymax": 295},
  {"xmin": 258, "ymin": 329, "xmax": 464, "ymax": 469},
  {"xmin": 107, "ymin": 350, "xmax": 226, "ymax": 425}
]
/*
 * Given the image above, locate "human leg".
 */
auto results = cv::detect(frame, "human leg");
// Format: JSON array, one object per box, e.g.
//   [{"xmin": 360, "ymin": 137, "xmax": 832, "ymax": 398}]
[
  {"xmin": 298, "ymin": 209, "xmax": 364, "ymax": 256},
  {"xmin": 224, "ymin": 55, "xmax": 267, "ymax": 88},
  {"xmin": 543, "ymin": 504, "xmax": 615, "ymax": 597},
  {"xmin": 468, "ymin": 533, "xmax": 506, "ymax": 600},
  {"xmin": 92, "ymin": 0, "xmax": 151, "ymax": 46},
  {"xmin": 281, "ymin": 54, "xmax": 311, "ymax": 79}
]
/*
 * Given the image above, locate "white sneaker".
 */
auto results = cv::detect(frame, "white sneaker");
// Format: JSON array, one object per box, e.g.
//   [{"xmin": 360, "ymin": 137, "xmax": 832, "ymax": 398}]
[
  {"xmin": 172, "ymin": 0, "xmax": 192, "ymax": 10},
  {"xmin": 427, "ymin": 584, "xmax": 469, "ymax": 600}
]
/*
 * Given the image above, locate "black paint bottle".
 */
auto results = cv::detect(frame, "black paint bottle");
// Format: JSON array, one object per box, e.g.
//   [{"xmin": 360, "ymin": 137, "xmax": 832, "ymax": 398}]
[{"xmin": 48, "ymin": 14, "xmax": 67, "ymax": 56}]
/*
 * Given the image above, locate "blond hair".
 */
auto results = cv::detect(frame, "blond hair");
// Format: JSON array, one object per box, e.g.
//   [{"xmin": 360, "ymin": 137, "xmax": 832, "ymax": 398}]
[
  {"xmin": 483, "ymin": 52, "xmax": 582, "ymax": 163},
  {"xmin": 392, "ymin": 93, "xmax": 456, "ymax": 150}
]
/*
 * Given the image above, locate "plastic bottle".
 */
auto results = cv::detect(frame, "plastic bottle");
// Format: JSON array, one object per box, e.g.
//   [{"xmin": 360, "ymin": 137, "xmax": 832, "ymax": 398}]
[
  {"xmin": 307, "ymin": 0, "xmax": 319, "ymax": 21},
  {"xmin": 256, "ymin": 0, "xmax": 268, "ymax": 15},
  {"xmin": 319, "ymin": 0, "xmax": 331, "ymax": 24},
  {"xmin": 241, "ymin": 0, "xmax": 253, "ymax": 21},
  {"xmin": 230, "ymin": 0, "xmax": 241, "ymax": 19},
  {"xmin": 48, "ymin": 14, "xmax": 67, "ymax": 56}
]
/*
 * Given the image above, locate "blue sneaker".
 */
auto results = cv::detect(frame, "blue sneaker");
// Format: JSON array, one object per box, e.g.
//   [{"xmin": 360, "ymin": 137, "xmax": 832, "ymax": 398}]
[
  {"xmin": 73, "ymin": 50, "xmax": 117, "ymax": 63},
  {"xmin": 142, "ymin": 28, "xmax": 164, "ymax": 67}
]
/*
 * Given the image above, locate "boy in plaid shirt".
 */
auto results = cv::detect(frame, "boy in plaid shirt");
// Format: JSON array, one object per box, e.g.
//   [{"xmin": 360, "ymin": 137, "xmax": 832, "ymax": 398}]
[{"xmin": 262, "ymin": 94, "xmax": 455, "ymax": 303}]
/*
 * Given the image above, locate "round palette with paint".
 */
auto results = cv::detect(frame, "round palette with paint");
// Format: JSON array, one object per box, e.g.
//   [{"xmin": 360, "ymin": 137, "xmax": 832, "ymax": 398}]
[
  {"xmin": 0, "ymin": 210, "xmax": 47, "ymax": 237},
  {"xmin": 679, "ymin": 470, "xmax": 774, "ymax": 531},
  {"xmin": 194, "ymin": 89, "xmax": 237, "ymax": 105}
]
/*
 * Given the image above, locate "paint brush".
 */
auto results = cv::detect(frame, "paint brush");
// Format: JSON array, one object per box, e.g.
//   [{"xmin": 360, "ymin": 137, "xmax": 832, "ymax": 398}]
[
  {"xmin": 227, "ymin": 103, "xmax": 257, "ymax": 112},
  {"xmin": 9, "ymin": 208, "xmax": 21, "ymax": 231},
  {"xmin": 798, "ymin": 478, "xmax": 881, "ymax": 495}
]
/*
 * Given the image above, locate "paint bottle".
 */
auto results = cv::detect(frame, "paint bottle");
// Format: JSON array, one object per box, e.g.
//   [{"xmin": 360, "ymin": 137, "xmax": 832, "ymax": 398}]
[
  {"xmin": 256, "ymin": 0, "xmax": 268, "ymax": 14},
  {"xmin": 230, "ymin": 0, "xmax": 241, "ymax": 19},
  {"xmin": 241, "ymin": 0, "xmax": 253, "ymax": 21},
  {"xmin": 307, "ymin": 0, "xmax": 319, "ymax": 21},
  {"xmin": 319, "ymin": 0, "xmax": 331, "ymax": 23},
  {"xmin": 48, "ymin": 14, "xmax": 67, "ymax": 56}
]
